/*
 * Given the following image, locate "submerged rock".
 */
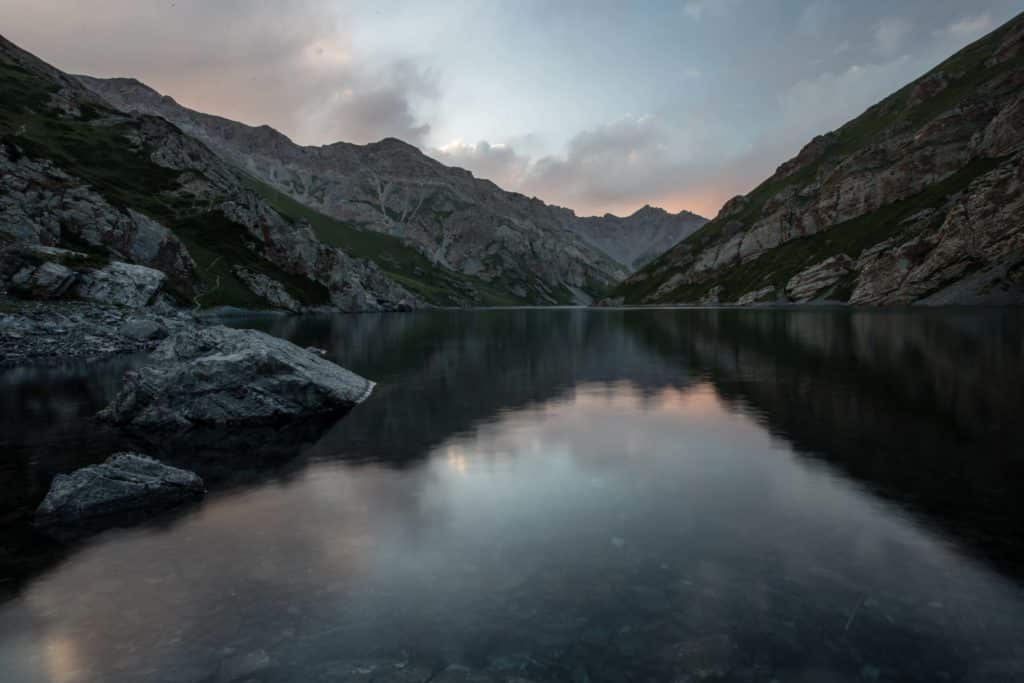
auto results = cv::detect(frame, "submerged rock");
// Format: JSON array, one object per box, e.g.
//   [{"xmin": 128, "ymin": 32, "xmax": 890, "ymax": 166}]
[
  {"xmin": 99, "ymin": 325, "xmax": 375, "ymax": 429},
  {"xmin": 35, "ymin": 453, "xmax": 205, "ymax": 532}
]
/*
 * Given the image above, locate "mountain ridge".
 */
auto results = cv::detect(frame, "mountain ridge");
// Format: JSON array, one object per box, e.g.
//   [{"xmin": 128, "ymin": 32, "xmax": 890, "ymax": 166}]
[
  {"xmin": 77, "ymin": 74, "xmax": 628, "ymax": 304},
  {"xmin": 612, "ymin": 12, "xmax": 1024, "ymax": 306}
]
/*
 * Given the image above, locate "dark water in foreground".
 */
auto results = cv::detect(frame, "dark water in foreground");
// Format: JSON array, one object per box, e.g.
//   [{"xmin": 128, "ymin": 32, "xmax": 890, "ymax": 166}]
[{"xmin": 2, "ymin": 308, "xmax": 1024, "ymax": 682}]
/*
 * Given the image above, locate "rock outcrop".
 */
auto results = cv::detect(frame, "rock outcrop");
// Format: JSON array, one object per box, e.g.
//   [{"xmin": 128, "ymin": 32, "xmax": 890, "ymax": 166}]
[
  {"xmin": 3, "ymin": 251, "xmax": 77, "ymax": 299},
  {"xmin": 615, "ymin": 13, "xmax": 1024, "ymax": 306},
  {"xmin": 232, "ymin": 266, "xmax": 301, "ymax": 312},
  {"xmin": 72, "ymin": 261, "xmax": 167, "ymax": 307},
  {"xmin": 1, "ymin": 244, "xmax": 169, "ymax": 308},
  {"xmin": 99, "ymin": 325, "xmax": 375, "ymax": 429},
  {"xmin": 35, "ymin": 453, "xmax": 205, "ymax": 532}
]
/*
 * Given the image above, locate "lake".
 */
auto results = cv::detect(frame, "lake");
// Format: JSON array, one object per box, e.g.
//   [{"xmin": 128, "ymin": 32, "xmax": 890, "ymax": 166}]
[{"xmin": 1, "ymin": 307, "xmax": 1023, "ymax": 682}]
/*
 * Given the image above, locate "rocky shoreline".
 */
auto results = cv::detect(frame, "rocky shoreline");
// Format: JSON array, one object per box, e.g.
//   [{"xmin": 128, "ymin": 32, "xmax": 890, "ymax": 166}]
[{"xmin": 0, "ymin": 294, "xmax": 196, "ymax": 367}]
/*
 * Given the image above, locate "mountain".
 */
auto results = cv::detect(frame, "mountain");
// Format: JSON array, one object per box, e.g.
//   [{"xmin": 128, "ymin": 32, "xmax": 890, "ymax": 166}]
[
  {"xmin": 0, "ymin": 34, "xmax": 422, "ymax": 311},
  {"xmin": 613, "ymin": 13, "xmax": 1024, "ymax": 306},
  {"xmin": 75, "ymin": 76, "xmax": 631, "ymax": 305},
  {"xmin": 1, "ymin": 34, "xmax": 682, "ymax": 312},
  {"xmin": 568, "ymin": 205, "xmax": 707, "ymax": 271}
]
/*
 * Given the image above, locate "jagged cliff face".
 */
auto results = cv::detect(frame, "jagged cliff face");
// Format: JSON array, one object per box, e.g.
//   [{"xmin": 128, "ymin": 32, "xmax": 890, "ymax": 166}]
[
  {"xmin": 616, "ymin": 14, "xmax": 1024, "ymax": 306},
  {"xmin": 568, "ymin": 205, "xmax": 707, "ymax": 271},
  {"xmin": 0, "ymin": 35, "xmax": 420, "ymax": 312},
  {"xmin": 78, "ymin": 76, "xmax": 630, "ymax": 304}
]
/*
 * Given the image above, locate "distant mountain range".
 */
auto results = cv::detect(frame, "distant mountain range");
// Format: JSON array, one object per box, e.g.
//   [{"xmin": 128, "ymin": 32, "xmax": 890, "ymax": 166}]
[
  {"xmin": 569, "ymin": 205, "xmax": 706, "ymax": 271},
  {"xmin": 612, "ymin": 12, "xmax": 1024, "ymax": 306},
  {"xmin": 1, "ymin": 34, "xmax": 704, "ymax": 311}
]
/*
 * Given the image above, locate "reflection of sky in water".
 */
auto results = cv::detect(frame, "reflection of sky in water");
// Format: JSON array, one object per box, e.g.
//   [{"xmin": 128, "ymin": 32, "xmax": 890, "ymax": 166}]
[{"xmin": 2, "ymin": 380, "xmax": 1024, "ymax": 681}]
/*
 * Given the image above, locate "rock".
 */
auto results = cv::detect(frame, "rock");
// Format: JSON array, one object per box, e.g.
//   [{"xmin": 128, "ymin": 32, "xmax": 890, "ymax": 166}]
[
  {"xmin": 1, "ymin": 244, "xmax": 169, "ymax": 308},
  {"xmin": 73, "ymin": 261, "xmax": 166, "ymax": 308},
  {"xmin": 0, "ymin": 142, "xmax": 197, "ymax": 291},
  {"xmin": 736, "ymin": 286, "xmax": 775, "ymax": 305},
  {"xmin": 118, "ymin": 318, "xmax": 168, "ymax": 341},
  {"xmin": 34, "ymin": 453, "xmax": 205, "ymax": 531},
  {"xmin": 785, "ymin": 255, "xmax": 853, "ymax": 302},
  {"xmin": 0, "ymin": 295, "xmax": 191, "ymax": 367},
  {"xmin": 699, "ymin": 285, "xmax": 722, "ymax": 305},
  {"xmin": 232, "ymin": 266, "xmax": 301, "ymax": 312},
  {"xmin": 9, "ymin": 260, "xmax": 77, "ymax": 299},
  {"xmin": 99, "ymin": 325, "xmax": 375, "ymax": 429}
]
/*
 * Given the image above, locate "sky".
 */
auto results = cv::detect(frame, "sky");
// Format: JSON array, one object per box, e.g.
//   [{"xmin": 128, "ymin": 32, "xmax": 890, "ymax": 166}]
[{"xmin": 2, "ymin": 1, "xmax": 1020, "ymax": 218}]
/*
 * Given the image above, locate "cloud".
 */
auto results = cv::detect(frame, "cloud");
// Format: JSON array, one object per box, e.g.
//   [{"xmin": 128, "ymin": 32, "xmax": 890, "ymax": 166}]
[
  {"xmin": 777, "ymin": 57, "xmax": 917, "ymax": 140},
  {"xmin": 298, "ymin": 59, "xmax": 439, "ymax": 146},
  {"xmin": 874, "ymin": 17, "xmax": 914, "ymax": 56},
  {"xmin": 935, "ymin": 14, "xmax": 995, "ymax": 42},
  {"xmin": 682, "ymin": 0, "xmax": 738, "ymax": 22},
  {"xmin": 798, "ymin": 0, "xmax": 842, "ymax": 36},
  {"xmin": 432, "ymin": 115, "xmax": 767, "ymax": 218},
  {"xmin": 432, "ymin": 139, "xmax": 532, "ymax": 189}
]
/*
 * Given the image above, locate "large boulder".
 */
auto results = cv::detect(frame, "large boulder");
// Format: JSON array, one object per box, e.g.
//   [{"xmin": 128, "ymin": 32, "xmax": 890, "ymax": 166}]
[
  {"xmin": 99, "ymin": 325, "xmax": 375, "ymax": 429},
  {"xmin": 9, "ymin": 260, "xmax": 77, "ymax": 299},
  {"xmin": 73, "ymin": 261, "xmax": 166, "ymax": 307},
  {"xmin": 35, "ymin": 453, "xmax": 205, "ymax": 532}
]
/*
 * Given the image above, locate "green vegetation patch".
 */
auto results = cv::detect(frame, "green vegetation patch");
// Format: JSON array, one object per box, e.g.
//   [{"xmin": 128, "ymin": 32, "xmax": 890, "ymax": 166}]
[{"xmin": 172, "ymin": 211, "xmax": 332, "ymax": 309}]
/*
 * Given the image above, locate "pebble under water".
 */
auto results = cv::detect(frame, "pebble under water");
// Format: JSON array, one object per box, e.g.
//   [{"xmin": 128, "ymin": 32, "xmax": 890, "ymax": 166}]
[{"xmin": 1, "ymin": 307, "xmax": 1024, "ymax": 682}]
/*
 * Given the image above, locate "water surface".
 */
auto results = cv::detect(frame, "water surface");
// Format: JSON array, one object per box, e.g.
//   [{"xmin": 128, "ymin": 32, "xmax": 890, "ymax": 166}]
[{"xmin": 1, "ymin": 308, "xmax": 1023, "ymax": 682}]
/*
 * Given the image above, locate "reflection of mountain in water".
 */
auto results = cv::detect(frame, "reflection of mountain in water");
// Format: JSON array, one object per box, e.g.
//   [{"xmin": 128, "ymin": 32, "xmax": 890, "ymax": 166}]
[
  {"xmin": 625, "ymin": 308, "xmax": 1024, "ymax": 573},
  {"xmin": 243, "ymin": 310, "xmax": 693, "ymax": 463},
  {"xmin": 2, "ymin": 308, "xmax": 1023, "ymax": 600}
]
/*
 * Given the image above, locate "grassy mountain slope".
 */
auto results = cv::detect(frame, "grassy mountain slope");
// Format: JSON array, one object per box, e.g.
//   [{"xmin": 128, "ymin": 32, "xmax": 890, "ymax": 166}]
[{"xmin": 615, "ymin": 13, "xmax": 1024, "ymax": 306}]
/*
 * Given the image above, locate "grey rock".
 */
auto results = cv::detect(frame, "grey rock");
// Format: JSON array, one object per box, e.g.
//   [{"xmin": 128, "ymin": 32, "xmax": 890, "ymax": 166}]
[
  {"xmin": 118, "ymin": 318, "xmax": 168, "ymax": 341},
  {"xmin": 785, "ymin": 255, "xmax": 853, "ymax": 302},
  {"xmin": 736, "ymin": 286, "xmax": 776, "ymax": 305},
  {"xmin": 72, "ymin": 261, "xmax": 167, "ymax": 307},
  {"xmin": 0, "ymin": 141, "xmax": 197, "ymax": 291},
  {"xmin": 99, "ymin": 325, "xmax": 375, "ymax": 428},
  {"xmin": 35, "ymin": 453, "xmax": 205, "ymax": 529},
  {"xmin": 0, "ymin": 295, "xmax": 193, "ymax": 367},
  {"xmin": 232, "ymin": 266, "xmax": 301, "ymax": 312},
  {"xmin": 10, "ymin": 260, "xmax": 77, "ymax": 299}
]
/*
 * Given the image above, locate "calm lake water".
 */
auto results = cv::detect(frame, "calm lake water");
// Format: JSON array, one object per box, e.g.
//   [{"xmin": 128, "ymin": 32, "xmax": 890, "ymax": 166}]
[{"xmin": 1, "ymin": 308, "xmax": 1024, "ymax": 682}]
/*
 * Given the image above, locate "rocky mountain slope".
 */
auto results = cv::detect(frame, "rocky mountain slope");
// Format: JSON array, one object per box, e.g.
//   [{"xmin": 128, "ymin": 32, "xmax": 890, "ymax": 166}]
[
  {"xmin": 0, "ymin": 34, "xmax": 420, "ymax": 312},
  {"xmin": 568, "ymin": 205, "xmax": 706, "ymax": 271},
  {"xmin": 77, "ymin": 76, "xmax": 633, "ymax": 305},
  {"xmin": 614, "ymin": 13, "xmax": 1024, "ymax": 306}
]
